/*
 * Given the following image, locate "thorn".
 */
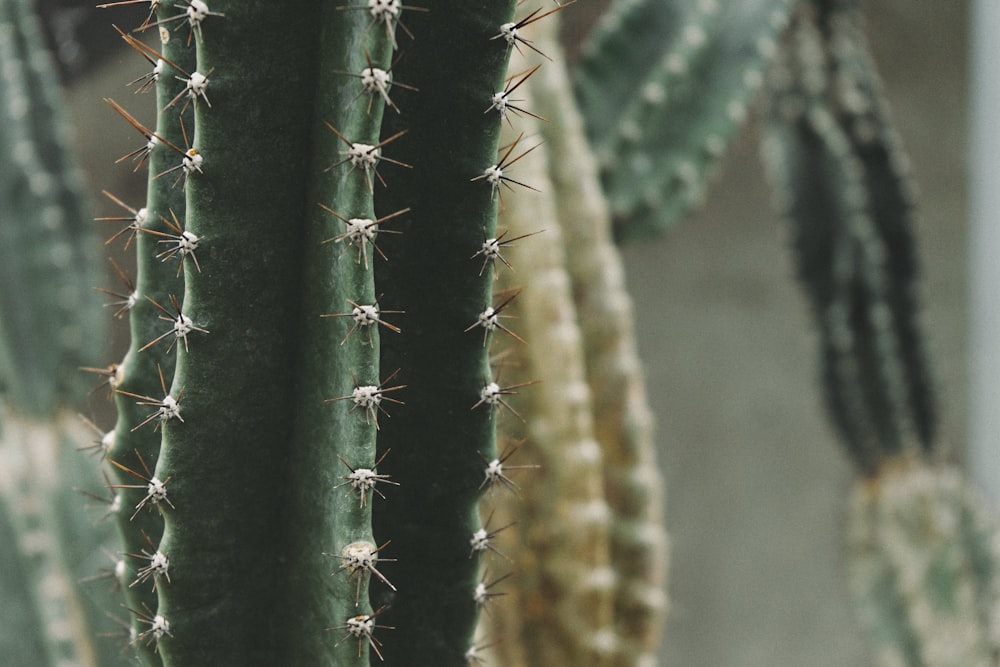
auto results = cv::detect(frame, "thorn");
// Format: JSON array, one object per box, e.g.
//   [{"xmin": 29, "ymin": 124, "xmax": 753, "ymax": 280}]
[
  {"xmin": 108, "ymin": 449, "xmax": 174, "ymax": 519},
  {"xmin": 326, "ymin": 369, "xmax": 406, "ymax": 429},
  {"xmin": 322, "ymin": 297, "xmax": 403, "ymax": 347},
  {"xmin": 471, "ymin": 133, "xmax": 542, "ymax": 202},
  {"xmin": 319, "ymin": 205, "xmax": 408, "ymax": 269},
  {"xmin": 464, "ymin": 289, "xmax": 526, "ymax": 346}
]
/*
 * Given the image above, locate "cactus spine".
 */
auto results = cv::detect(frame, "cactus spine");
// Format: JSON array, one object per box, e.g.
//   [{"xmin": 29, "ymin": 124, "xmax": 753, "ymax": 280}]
[{"xmin": 762, "ymin": 2, "xmax": 1000, "ymax": 665}]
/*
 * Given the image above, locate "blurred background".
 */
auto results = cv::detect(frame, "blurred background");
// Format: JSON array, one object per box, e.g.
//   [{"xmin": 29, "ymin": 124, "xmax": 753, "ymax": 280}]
[{"xmin": 53, "ymin": 1, "xmax": 968, "ymax": 664}]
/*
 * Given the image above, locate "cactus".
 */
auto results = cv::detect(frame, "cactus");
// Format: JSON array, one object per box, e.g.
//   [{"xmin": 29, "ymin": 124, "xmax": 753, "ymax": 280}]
[{"xmin": 5, "ymin": 0, "xmax": 992, "ymax": 666}]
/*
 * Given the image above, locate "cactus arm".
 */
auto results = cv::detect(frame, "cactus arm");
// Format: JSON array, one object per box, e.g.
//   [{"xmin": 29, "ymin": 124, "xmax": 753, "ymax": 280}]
[
  {"xmin": 104, "ymin": 7, "xmax": 194, "ymax": 662},
  {"xmin": 574, "ymin": 0, "xmax": 794, "ymax": 242},
  {"xmin": 0, "ymin": 0, "xmax": 102, "ymax": 415},
  {"xmin": 760, "ymin": 0, "xmax": 936, "ymax": 471},
  {"xmin": 370, "ymin": 2, "xmax": 518, "ymax": 663},
  {"xmin": 279, "ymin": 4, "xmax": 395, "ymax": 664}
]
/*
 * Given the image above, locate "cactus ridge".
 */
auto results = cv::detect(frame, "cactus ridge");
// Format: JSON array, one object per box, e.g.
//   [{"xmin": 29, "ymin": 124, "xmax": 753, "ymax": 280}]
[{"xmin": 103, "ymin": 4, "xmax": 195, "ymax": 661}]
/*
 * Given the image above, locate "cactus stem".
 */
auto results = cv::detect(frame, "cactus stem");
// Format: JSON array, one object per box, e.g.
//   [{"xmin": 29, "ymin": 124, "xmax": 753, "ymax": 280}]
[
  {"xmin": 325, "ymin": 369, "xmax": 405, "ymax": 429},
  {"xmin": 335, "ymin": 449, "xmax": 400, "ymax": 508}
]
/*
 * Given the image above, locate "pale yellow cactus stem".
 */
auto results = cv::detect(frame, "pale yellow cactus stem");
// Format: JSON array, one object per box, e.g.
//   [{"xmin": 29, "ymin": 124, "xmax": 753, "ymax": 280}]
[{"xmin": 527, "ymin": 13, "xmax": 668, "ymax": 667}]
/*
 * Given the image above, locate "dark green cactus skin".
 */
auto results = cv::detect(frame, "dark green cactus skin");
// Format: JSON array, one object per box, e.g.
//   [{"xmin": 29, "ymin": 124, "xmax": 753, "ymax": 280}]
[
  {"xmin": 762, "ymin": 0, "xmax": 936, "ymax": 472},
  {"xmin": 0, "ymin": 0, "xmax": 103, "ymax": 415},
  {"xmin": 371, "ymin": 2, "xmax": 517, "ymax": 663}
]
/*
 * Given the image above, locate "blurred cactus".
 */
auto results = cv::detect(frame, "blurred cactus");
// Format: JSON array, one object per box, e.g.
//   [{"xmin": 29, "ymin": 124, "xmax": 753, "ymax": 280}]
[{"xmin": 762, "ymin": 1, "xmax": 999, "ymax": 665}]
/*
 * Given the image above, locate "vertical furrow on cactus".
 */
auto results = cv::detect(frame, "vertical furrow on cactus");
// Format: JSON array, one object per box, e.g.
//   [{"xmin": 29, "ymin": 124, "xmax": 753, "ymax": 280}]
[
  {"xmin": 531, "ymin": 15, "xmax": 669, "ymax": 666},
  {"xmin": 0, "ymin": 0, "xmax": 102, "ymax": 415},
  {"xmin": 149, "ymin": 2, "xmax": 323, "ymax": 661},
  {"xmin": 104, "ymin": 7, "xmax": 194, "ymax": 661},
  {"xmin": 371, "ymin": 2, "xmax": 517, "ymax": 663},
  {"xmin": 278, "ymin": 2, "xmax": 395, "ymax": 663},
  {"xmin": 760, "ymin": 1, "xmax": 935, "ymax": 470},
  {"xmin": 496, "ymin": 114, "xmax": 616, "ymax": 664}
]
